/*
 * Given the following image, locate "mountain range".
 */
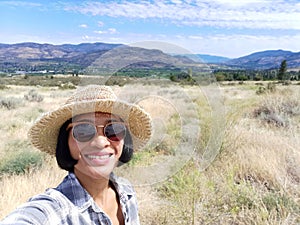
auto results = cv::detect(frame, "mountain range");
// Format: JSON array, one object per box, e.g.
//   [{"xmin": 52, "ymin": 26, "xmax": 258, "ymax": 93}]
[
  {"xmin": 224, "ymin": 50, "xmax": 300, "ymax": 70},
  {"xmin": 0, "ymin": 42, "xmax": 299, "ymax": 73}
]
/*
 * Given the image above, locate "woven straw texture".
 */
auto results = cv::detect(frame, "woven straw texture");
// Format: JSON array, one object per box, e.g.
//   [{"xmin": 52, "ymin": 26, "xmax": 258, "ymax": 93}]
[{"xmin": 28, "ymin": 85, "xmax": 152, "ymax": 155}]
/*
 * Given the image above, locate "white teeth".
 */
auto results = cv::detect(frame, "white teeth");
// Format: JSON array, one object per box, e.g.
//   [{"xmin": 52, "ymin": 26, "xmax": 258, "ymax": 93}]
[{"xmin": 86, "ymin": 154, "xmax": 111, "ymax": 160}]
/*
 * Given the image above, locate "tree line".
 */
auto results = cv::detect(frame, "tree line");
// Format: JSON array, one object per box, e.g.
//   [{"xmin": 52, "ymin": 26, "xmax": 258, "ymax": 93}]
[{"xmin": 213, "ymin": 60, "xmax": 300, "ymax": 82}]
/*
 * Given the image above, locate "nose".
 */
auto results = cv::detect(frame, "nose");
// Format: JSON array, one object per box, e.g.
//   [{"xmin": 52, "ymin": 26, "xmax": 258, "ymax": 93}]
[{"xmin": 89, "ymin": 127, "xmax": 110, "ymax": 148}]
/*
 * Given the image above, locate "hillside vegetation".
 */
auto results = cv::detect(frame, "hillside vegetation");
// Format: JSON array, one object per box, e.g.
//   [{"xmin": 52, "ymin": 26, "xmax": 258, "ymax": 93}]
[
  {"xmin": 1, "ymin": 42, "xmax": 300, "ymax": 77},
  {"xmin": 0, "ymin": 78, "xmax": 299, "ymax": 224}
]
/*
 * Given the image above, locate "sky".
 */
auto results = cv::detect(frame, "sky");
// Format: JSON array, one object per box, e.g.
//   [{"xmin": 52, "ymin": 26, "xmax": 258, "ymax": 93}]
[{"xmin": 0, "ymin": 0, "xmax": 300, "ymax": 58}]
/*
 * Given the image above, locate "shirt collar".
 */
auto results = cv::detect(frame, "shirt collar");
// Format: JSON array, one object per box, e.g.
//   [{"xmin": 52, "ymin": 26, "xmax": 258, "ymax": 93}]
[
  {"xmin": 55, "ymin": 172, "xmax": 92, "ymax": 210},
  {"xmin": 56, "ymin": 172, "xmax": 135, "ymax": 209},
  {"xmin": 109, "ymin": 173, "xmax": 135, "ymax": 205}
]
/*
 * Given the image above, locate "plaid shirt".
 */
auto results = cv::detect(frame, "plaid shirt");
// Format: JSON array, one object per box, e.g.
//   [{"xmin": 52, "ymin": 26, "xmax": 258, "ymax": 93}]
[{"xmin": 1, "ymin": 173, "xmax": 140, "ymax": 225}]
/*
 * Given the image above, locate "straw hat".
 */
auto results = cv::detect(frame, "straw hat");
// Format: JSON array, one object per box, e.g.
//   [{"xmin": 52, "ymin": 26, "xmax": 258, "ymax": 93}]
[{"xmin": 28, "ymin": 85, "xmax": 152, "ymax": 155}]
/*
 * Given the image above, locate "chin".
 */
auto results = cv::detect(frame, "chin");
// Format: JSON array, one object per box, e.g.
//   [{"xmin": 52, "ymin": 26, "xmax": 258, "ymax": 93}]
[
  {"xmin": 84, "ymin": 161, "xmax": 119, "ymax": 180},
  {"xmin": 75, "ymin": 155, "xmax": 119, "ymax": 180}
]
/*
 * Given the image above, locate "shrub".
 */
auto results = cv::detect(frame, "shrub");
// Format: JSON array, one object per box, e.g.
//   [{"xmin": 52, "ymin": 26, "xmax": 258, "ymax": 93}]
[
  {"xmin": 262, "ymin": 192, "xmax": 299, "ymax": 213},
  {"xmin": 0, "ymin": 97, "xmax": 23, "ymax": 110},
  {"xmin": 158, "ymin": 162, "xmax": 202, "ymax": 224},
  {"xmin": 256, "ymin": 82, "xmax": 276, "ymax": 95},
  {"xmin": 58, "ymin": 82, "xmax": 76, "ymax": 89},
  {"xmin": 253, "ymin": 94, "xmax": 300, "ymax": 127},
  {"xmin": 128, "ymin": 148, "xmax": 158, "ymax": 167},
  {"xmin": 0, "ymin": 84, "xmax": 8, "ymax": 90},
  {"xmin": 105, "ymin": 76, "xmax": 129, "ymax": 86},
  {"xmin": 24, "ymin": 89, "xmax": 43, "ymax": 102},
  {"xmin": 216, "ymin": 73, "xmax": 226, "ymax": 82},
  {"xmin": 128, "ymin": 139, "xmax": 175, "ymax": 167},
  {"xmin": 256, "ymin": 86, "xmax": 266, "ymax": 95},
  {"xmin": 0, "ymin": 150, "xmax": 43, "ymax": 176},
  {"xmin": 266, "ymin": 82, "xmax": 276, "ymax": 92}
]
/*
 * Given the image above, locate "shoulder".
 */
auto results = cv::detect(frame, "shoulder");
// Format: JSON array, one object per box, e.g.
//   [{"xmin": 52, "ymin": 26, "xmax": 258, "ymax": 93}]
[{"xmin": 30, "ymin": 188, "xmax": 73, "ymax": 208}]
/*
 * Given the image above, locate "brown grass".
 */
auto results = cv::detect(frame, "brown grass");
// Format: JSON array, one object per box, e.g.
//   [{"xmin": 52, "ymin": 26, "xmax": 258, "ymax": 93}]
[
  {"xmin": 0, "ymin": 82, "xmax": 299, "ymax": 224},
  {"xmin": 0, "ymin": 158, "xmax": 66, "ymax": 217}
]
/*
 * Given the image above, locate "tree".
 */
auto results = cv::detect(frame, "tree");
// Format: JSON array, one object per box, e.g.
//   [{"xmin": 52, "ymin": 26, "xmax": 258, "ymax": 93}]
[
  {"xmin": 278, "ymin": 60, "xmax": 287, "ymax": 81},
  {"xmin": 215, "ymin": 73, "xmax": 226, "ymax": 81}
]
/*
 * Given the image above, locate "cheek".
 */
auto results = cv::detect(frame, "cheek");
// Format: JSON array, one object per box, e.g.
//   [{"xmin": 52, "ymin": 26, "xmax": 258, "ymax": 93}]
[
  {"xmin": 68, "ymin": 133, "xmax": 81, "ymax": 160},
  {"xmin": 113, "ymin": 141, "xmax": 124, "ymax": 158}
]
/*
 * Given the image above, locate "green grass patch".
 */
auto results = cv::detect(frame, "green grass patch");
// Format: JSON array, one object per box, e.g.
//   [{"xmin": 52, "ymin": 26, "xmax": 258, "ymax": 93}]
[
  {"xmin": 0, "ymin": 151, "xmax": 43, "ymax": 176},
  {"xmin": 0, "ymin": 140, "xmax": 44, "ymax": 176}
]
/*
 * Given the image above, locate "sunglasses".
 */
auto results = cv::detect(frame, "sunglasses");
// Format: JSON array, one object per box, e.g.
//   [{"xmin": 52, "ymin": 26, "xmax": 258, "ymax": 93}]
[{"xmin": 66, "ymin": 122, "xmax": 127, "ymax": 142}]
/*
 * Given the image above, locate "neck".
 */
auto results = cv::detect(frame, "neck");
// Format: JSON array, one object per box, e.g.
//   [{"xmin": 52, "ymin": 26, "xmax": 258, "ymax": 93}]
[
  {"xmin": 74, "ymin": 167, "xmax": 111, "ymax": 205},
  {"xmin": 73, "ymin": 168, "xmax": 124, "ymax": 224}
]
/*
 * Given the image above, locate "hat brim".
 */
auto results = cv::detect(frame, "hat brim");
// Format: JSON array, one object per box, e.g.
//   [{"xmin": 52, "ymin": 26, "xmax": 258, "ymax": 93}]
[{"xmin": 28, "ymin": 99, "xmax": 152, "ymax": 155}]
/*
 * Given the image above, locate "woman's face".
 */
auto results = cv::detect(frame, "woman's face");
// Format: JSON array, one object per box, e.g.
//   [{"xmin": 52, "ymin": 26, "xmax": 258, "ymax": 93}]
[{"xmin": 68, "ymin": 112, "xmax": 124, "ymax": 180}]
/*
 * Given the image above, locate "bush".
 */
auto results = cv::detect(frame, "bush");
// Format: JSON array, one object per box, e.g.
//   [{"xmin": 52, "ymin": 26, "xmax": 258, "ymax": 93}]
[
  {"xmin": 0, "ymin": 150, "xmax": 43, "ymax": 176},
  {"xmin": 58, "ymin": 82, "xmax": 76, "ymax": 90},
  {"xmin": 256, "ymin": 82, "xmax": 276, "ymax": 95},
  {"xmin": 105, "ymin": 76, "xmax": 129, "ymax": 86},
  {"xmin": 0, "ymin": 97, "xmax": 23, "ymax": 110},
  {"xmin": 24, "ymin": 89, "xmax": 43, "ymax": 102},
  {"xmin": 158, "ymin": 162, "xmax": 202, "ymax": 224},
  {"xmin": 266, "ymin": 82, "xmax": 276, "ymax": 92},
  {"xmin": 262, "ymin": 192, "xmax": 299, "ymax": 213},
  {"xmin": 253, "ymin": 94, "xmax": 300, "ymax": 127},
  {"xmin": 0, "ymin": 84, "xmax": 8, "ymax": 90},
  {"xmin": 256, "ymin": 86, "xmax": 266, "ymax": 95},
  {"xmin": 128, "ymin": 148, "xmax": 158, "ymax": 166}
]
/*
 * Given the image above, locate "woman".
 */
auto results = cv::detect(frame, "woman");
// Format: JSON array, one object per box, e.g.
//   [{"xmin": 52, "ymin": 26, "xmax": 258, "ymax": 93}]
[{"xmin": 1, "ymin": 85, "xmax": 152, "ymax": 225}]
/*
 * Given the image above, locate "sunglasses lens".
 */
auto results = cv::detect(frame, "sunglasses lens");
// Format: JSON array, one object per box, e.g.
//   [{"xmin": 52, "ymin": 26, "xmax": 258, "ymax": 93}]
[
  {"xmin": 105, "ymin": 123, "xmax": 126, "ymax": 142},
  {"xmin": 73, "ymin": 123, "xmax": 96, "ymax": 142}
]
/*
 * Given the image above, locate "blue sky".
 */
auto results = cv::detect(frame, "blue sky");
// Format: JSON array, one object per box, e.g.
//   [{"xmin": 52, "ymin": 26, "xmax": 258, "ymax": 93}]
[{"xmin": 0, "ymin": 0, "xmax": 300, "ymax": 58}]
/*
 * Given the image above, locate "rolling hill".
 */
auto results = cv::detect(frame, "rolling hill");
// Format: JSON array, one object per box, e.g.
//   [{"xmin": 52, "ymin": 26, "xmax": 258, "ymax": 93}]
[
  {"xmin": 0, "ymin": 42, "xmax": 300, "ymax": 73},
  {"xmin": 224, "ymin": 50, "xmax": 300, "ymax": 69},
  {"xmin": 0, "ymin": 42, "xmax": 210, "ymax": 75}
]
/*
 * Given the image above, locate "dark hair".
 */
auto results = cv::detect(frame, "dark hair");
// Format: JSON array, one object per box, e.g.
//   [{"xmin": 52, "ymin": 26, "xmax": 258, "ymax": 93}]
[{"xmin": 55, "ymin": 119, "xmax": 134, "ymax": 172}]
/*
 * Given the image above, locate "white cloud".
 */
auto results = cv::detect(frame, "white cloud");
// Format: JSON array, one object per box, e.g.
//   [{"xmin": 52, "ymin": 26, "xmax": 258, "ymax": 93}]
[
  {"xmin": 94, "ymin": 30, "xmax": 105, "ymax": 34},
  {"xmin": 82, "ymin": 35, "xmax": 90, "ymax": 41},
  {"xmin": 208, "ymin": 0, "xmax": 272, "ymax": 7},
  {"xmin": 81, "ymin": 35, "xmax": 121, "ymax": 43},
  {"xmin": 0, "ymin": 1, "xmax": 42, "ymax": 7},
  {"xmin": 188, "ymin": 35, "xmax": 204, "ymax": 40},
  {"xmin": 64, "ymin": 0, "xmax": 300, "ymax": 30},
  {"xmin": 108, "ymin": 28, "xmax": 117, "ymax": 34},
  {"xmin": 94, "ymin": 28, "xmax": 118, "ymax": 34},
  {"xmin": 79, "ymin": 24, "xmax": 88, "ymax": 28}
]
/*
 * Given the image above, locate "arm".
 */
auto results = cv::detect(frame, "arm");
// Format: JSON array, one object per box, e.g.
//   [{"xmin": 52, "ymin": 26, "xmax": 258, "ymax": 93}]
[
  {"xmin": 1, "ymin": 203, "xmax": 54, "ymax": 225},
  {"xmin": 0, "ymin": 191, "xmax": 65, "ymax": 225}
]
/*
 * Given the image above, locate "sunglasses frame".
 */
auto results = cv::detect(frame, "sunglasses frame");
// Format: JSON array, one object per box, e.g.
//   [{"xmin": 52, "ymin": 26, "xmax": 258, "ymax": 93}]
[{"xmin": 66, "ymin": 121, "xmax": 127, "ymax": 143}]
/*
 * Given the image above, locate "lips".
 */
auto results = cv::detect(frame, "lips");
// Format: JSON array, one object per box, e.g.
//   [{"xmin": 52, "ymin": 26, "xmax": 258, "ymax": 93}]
[
  {"xmin": 85, "ymin": 154, "xmax": 112, "ymax": 160},
  {"xmin": 83, "ymin": 151, "xmax": 114, "ymax": 166}
]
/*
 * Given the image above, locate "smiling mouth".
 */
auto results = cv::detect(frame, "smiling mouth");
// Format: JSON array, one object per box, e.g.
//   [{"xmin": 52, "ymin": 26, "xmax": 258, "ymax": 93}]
[{"xmin": 85, "ymin": 154, "xmax": 113, "ymax": 160}]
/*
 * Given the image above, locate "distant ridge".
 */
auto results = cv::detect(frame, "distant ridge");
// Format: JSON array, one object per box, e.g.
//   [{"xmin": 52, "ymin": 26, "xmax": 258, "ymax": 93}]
[
  {"xmin": 0, "ymin": 42, "xmax": 300, "ymax": 71},
  {"xmin": 0, "ymin": 42, "xmax": 122, "ymax": 59},
  {"xmin": 224, "ymin": 49, "xmax": 300, "ymax": 69},
  {"xmin": 0, "ymin": 42, "xmax": 200, "ymax": 73}
]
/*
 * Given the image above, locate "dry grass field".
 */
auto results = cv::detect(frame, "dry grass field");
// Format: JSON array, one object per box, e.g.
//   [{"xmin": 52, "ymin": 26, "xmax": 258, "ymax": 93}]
[{"xmin": 0, "ymin": 78, "xmax": 299, "ymax": 224}]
